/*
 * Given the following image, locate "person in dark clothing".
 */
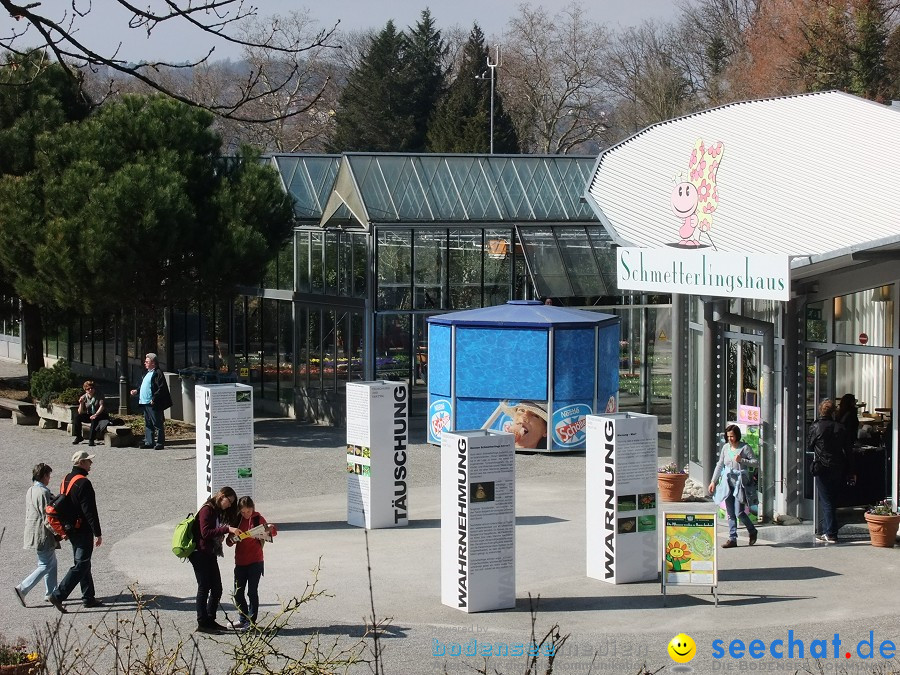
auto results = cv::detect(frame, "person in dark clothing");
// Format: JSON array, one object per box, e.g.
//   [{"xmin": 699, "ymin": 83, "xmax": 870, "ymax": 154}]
[
  {"xmin": 189, "ymin": 486, "xmax": 241, "ymax": 634},
  {"xmin": 47, "ymin": 451, "xmax": 103, "ymax": 612},
  {"xmin": 836, "ymin": 393, "xmax": 860, "ymax": 450},
  {"xmin": 807, "ymin": 399, "xmax": 853, "ymax": 543}
]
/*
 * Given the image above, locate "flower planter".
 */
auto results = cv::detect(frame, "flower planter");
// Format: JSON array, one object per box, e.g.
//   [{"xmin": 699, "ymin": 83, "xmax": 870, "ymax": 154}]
[
  {"xmin": 0, "ymin": 660, "xmax": 41, "ymax": 674},
  {"xmin": 864, "ymin": 512, "xmax": 900, "ymax": 548},
  {"xmin": 658, "ymin": 473, "xmax": 688, "ymax": 502},
  {"xmin": 35, "ymin": 402, "xmax": 78, "ymax": 431}
]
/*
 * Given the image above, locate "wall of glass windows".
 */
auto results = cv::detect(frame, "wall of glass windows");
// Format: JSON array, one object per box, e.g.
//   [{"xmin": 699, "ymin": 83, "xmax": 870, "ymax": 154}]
[{"xmin": 0, "ymin": 294, "xmax": 22, "ymax": 360}]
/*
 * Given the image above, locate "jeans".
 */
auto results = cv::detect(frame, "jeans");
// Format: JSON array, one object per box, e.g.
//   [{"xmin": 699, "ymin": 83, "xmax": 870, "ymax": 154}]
[
  {"xmin": 143, "ymin": 404, "xmax": 165, "ymax": 446},
  {"xmin": 816, "ymin": 470, "xmax": 843, "ymax": 536},
  {"xmin": 52, "ymin": 528, "xmax": 95, "ymax": 603},
  {"xmin": 188, "ymin": 550, "xmax": 222, "ymax": 624},
  {"xmin": 19, "ymin": 547, "xmax": 58, "ymax": 598},
  {"xmin": 74, "ymin": 412, "xmax": 109, "ymax": 442},
  {"xmin": 725, "ymin": 481, "xmax": 757, "ymax": 541},
  {"xmin": 234, "ymin": 561, "xmax": 264, "ymax": 623}
]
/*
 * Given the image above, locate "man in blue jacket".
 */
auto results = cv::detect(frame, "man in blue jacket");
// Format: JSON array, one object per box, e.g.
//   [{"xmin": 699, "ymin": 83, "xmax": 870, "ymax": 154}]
[{"xmin": 130, "ymin": 352, "xmax": 172, "ymax": 450}]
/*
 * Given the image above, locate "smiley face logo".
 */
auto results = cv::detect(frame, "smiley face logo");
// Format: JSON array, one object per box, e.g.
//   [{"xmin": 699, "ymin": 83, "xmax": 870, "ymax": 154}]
[{"xmin": 667, "ymin": 633, "xmax": 696, "ymax": 663}]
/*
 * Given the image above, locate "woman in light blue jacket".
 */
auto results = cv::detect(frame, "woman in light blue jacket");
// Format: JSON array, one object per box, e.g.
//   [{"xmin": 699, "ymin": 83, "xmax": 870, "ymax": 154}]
[
  {"xmin": 14, "ymin": 463, "xmax": 59, "ymax": 606},
  {"xmin": 708, "ymin": 425, "xmax": 759, "ymax": 549}
]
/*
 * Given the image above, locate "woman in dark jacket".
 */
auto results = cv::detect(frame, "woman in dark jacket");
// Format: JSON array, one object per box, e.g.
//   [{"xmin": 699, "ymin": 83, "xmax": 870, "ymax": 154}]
[
  {"xmin": 807, "ymin": 399, "xmax": 849, "ymax": 544},
  {"xmin": 189, "ymin": 486, "xmax": 240, "ymax": 633}
]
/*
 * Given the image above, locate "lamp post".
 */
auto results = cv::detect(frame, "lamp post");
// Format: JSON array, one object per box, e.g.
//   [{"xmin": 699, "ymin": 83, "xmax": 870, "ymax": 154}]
[{"xmin": 475, "ymin": 45, "xmax": 500, "ymax": 154}]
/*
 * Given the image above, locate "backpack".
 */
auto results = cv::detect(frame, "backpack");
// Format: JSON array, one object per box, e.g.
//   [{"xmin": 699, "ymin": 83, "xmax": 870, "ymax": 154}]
[
  {"xmin": 45, "ymin": 474, "xmax": 86, "ymax": 539},
  {"xmin": 172, "ymin": 513, "xmax": 196, "ymax": 559}
]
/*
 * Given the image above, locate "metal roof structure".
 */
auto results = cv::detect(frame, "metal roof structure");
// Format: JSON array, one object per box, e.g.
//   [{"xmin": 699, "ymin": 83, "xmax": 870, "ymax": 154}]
[
  {"xmin": 427, "ymin": 300, "xmax": 618, "ymax": 328},
  {"xmin": 585, "ymin": 91, "xmax": 900, "ymax": 277}
]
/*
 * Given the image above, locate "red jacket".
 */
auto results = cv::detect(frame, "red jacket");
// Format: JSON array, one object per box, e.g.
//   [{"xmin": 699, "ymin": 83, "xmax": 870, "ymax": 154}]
[{"xmin": 227, "ymin": 511, "xmax": 277, "ymax": 566}]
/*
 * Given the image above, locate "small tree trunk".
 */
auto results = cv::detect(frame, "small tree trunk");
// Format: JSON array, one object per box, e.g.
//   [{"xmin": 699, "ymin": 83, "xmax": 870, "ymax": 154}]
[{"xmin": 22, "ymin": 301, "xmax": 45, "ymax": 375}]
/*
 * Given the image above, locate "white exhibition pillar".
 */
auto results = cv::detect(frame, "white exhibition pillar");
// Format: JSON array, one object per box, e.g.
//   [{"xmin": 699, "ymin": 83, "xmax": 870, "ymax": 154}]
[
  {"xmin": 195, "ymin": 383, "xmax": 254, "ymax": 507},
  {"xmin": 441, "ymin": 429, "xmax": 515, "ymax": 613},
  {"xmin": 586, "ymin": 413, "xmax": 658, "ymax": 584},
  {"xmin": 345, "ymin": 381, "xmax": 409, "ymax": 529}
]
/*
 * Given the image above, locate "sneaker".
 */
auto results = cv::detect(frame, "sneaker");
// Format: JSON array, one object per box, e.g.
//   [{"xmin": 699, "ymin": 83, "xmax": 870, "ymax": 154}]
[
  {"xmin": 82, "ymin": 598, "xmax": 105, "ymax": 608},
  {"xmin": 13, "ymin": 587, "xmax": 26, "ymax": 608},
  {"xmin": 154, "ymin": 444, "xmax": 164, "ymax": 450},
  {"xmin": 47, "ymin": 594, "xmax": 68, "ymax": 614},
  {"xmin": 87, "ymin": 441, "xmax": 95, "ymax": 447},
  {"xmin": 824, "ymin": 535, "xmax": 839, "ymax": 544},
  {"xmin": 748, "ymin": 531, "xmax": 758, "ymax": 546},
  {"xmin": 139, "ymin": 443, "xmax": 154, "ymax": 449},
  {"xmin": 72, "ymin": 437, "xmax": 83, "ymax": 445},
  {"xmin": 721, "ymin": 539, "xmax": 737, "ymax": 548},
  {"xmin": 195, "ymin": 623, "xmax": 221, "ymax": 634},
  {"xmin": 209, "ymin": 621, "xmax": 231, "ymax": 632},
  {"xmin": 232, "ymin": 620, "xmax": 250, "ymax": 632}
]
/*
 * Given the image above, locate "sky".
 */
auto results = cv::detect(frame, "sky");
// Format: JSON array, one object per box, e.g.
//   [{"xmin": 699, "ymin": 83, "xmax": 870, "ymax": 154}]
[{"xmin": 58, "ymin": 0, "xmax": 683, "ymax": 63}]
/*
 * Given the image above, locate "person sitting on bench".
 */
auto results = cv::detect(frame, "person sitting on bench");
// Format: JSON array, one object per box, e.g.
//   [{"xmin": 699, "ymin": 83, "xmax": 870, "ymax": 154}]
[{"xmin": 73, "ymin": 381, "xmax": 109, "ymax": 447}]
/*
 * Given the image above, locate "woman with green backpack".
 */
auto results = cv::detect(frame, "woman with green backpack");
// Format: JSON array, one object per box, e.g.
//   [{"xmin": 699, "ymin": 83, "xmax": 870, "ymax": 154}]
[{"xmin": 189, "ymin": 486, "xmax": 240, "ymax": 634}]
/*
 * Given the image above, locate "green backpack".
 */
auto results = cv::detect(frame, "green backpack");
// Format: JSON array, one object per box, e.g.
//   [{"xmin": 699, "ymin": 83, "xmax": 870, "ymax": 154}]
[{"xmin": 172, "ymin": 513, "xmax": 196, "ymax": 559}]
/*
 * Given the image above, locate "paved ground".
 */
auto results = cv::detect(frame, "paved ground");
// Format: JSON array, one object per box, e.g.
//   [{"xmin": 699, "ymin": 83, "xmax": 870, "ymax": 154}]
[{"xmin": 1, "ymin": 359, "xmax": 899, "ymax": 674}]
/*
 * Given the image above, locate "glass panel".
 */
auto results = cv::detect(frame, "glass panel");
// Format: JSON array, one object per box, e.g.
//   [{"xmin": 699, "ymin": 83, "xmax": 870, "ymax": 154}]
[
  {"xmin": 310, "ymin": 232, "xmax": 324, "ymax": 293},
  {"xmin": 297, "ymin": 306, "xmax": 309, "ymax": 389},
  {"xmin": 261, "ymin": 299, "xmax": 278, "ymax": 399},
  {"xmin": 805, "ymin": 301, "xmax": 827, "ymax": 342},
  {"xmin": 296, "ymin": 231, "xmax": 310, "ymax": 294},
  {"xmin": 484, "ymin": 228, "xmax": 511, "ymax": 307},
  {"xmin": 325, "ymin": 231, "xmax": 339, "ymax": 295},
  {"xmin": 246, "ymin": 297, "xmax": 262, "ymax": 399},
  {"xmin": 352, "ymin": 234, "xmax": 367, "ymax": 299},
  {"xmin": 322, "ymin": 309, "xmax": 337, "ymax": 391},
  {"xmin": 375, "ymin": 314, "xmax": 412, "ymax": 381},
  {"xmin": 377, "ymin": 229, "xmax": 412, "ymax": 310},
  {"xmin": 518, "ymin": 228, "xmax": 571, "ymax": 299},
  {"xmin": 555, "ymin": 228, "xmax": 603, "ymax": 296},
  {"xmin": 414, "ymin": 230, "xmax": 446, "ymax": 310},
  {"xmin": 449, "ymin": 229, "xmax": 483, "ymax": 309},
  {"xmin": 278, "ymin": 301, "xmax": 294, "ymax": 403},
  {"xmin": 833, "ymin": 285, "xmax": 894, "ymax": 347},
  {"xmin": 689, "ymin": 328, "xmax": 703, "ymax": 465},
  {"xmin": 103, "ymin": 314, "xmax": 116, "ymax": 369},
  {"xmin": 233, "ymin": 298, "xmax": 247, "ymax": 371},
  {"xmin": 338, "ymin": 231, "xmax": 352, "ymax": 297},
  {"xmin": 349, "ymin": 312, "xmax": 364, "ymax": 380},
  {"xmin": 649, "ymin": 305, "xmax": 673, "ymax": 409}
]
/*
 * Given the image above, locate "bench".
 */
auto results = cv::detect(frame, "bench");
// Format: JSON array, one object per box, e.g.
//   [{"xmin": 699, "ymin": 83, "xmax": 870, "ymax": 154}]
[
  {"xmin": 72, "ymin": 418, "xmax": 134, "ymax": 448},
  {"xmin": 0, "ymin": 397, "xmax": 38, "ymax": 425}
]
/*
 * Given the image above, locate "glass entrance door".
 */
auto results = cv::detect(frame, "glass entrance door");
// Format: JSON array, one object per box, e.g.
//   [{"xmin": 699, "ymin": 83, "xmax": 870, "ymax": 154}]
[{"xmin": 804, "ymin": 351, "xmax": 836, "ymax": 511}]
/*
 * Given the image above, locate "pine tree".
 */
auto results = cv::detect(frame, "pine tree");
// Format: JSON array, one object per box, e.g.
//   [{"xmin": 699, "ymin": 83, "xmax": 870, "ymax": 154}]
[
  {"xmin": 404, "ymin": 10, "xmax": 448, "ymax": 152},
  {"xmin": 327, "ymin": 21, "xmax": 416, "ymax": 152},
  {"xmin": 851, "ymin": 0, "xmax": 890, "ymax": 100},
  {"xmin": 427, "ymin": 24, "xmax": 519, "ymax": 153}
]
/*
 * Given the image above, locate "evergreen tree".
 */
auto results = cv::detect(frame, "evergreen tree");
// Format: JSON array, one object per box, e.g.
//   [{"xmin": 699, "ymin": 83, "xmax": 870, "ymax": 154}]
[
  {"xmin": 0, "ymin": 51, "xmax": 92, "ymax": 374},
  {"xmin": 327, "ymin": 21, "xmax": 417, "ymax": 152},
  {"xmin": 851, "ymin": 0, "xmax": 890, "ymax": 100},
  {"xmin": 405, "ymin": 10, "xmax": 448, "ymax": 151},
  {"xmin": 427, "ymin": 24, "xmax": 519, "ymax": 154}
]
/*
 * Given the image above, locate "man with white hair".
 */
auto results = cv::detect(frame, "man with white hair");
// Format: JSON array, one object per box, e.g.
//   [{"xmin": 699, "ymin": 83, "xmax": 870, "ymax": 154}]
[{"xmin": 129, "ymin": 353, "xmax": 172, "ymax": 450}]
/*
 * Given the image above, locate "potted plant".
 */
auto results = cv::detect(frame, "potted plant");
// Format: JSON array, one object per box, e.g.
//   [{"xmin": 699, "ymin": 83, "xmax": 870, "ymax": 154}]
[
  {"xmin": 658, "ymin": 462, "xmax": 689, "ymax": 502},
  {"xmin": 864, "ymin": 500, "xmax": 900, "ymax": 548},
  {"xmin": 0, "ymin": 635, "xmax": 40, "ymax": 674}
]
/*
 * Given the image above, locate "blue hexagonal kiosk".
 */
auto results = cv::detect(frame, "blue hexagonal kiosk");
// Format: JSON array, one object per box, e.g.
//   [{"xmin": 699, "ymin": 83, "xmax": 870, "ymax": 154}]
[{"xmin": 426, "ymin": 301, "xmax": 620, "ymax": 452}]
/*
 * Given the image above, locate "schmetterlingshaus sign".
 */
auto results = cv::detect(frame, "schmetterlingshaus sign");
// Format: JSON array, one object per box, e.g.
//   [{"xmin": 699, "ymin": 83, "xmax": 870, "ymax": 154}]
[{"xmin": 617, "ymin": 247, "xmax": 790, "ymax": 301}]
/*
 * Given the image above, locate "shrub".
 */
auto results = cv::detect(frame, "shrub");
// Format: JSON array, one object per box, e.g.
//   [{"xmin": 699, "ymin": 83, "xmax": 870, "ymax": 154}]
[{"xmin": 30, "ymin": 359, "xmax": 77, "ymax": 405}]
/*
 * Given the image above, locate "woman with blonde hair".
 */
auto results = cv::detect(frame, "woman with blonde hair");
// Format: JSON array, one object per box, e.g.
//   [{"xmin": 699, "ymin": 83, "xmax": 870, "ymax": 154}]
[{"xmin": 189, "ymin": 486, "xmax": 241, "ymax": 633}]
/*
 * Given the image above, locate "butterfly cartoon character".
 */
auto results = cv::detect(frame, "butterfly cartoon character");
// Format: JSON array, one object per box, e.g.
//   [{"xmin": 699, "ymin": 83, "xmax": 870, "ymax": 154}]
[{"xmin": 670, "ymin": 139, "xmax": 724, "ymax": 248}]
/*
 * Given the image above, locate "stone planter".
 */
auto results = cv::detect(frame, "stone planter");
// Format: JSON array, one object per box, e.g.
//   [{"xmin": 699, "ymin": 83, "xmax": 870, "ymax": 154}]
[
  {"xmin": 864, "ymin": 512, "xmax": 900, "ymax": 548},
  {"xmin": 658, "ymin": 472, "xmax": 688, "ymax": 502},
  {"xmin": 35, "ymin": 402, "xmax": 77, "ymax": 432}
]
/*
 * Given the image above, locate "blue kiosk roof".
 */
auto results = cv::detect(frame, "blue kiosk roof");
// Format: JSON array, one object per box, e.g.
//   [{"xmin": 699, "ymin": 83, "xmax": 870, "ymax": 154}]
[{"xmin": 427, "ymin": 301, "xmax": 618, "ymax": 328}]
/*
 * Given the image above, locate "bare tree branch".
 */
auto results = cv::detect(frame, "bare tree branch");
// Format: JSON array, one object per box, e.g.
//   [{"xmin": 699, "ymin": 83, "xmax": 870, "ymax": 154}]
[{"xmin": 0, "ymin": 0, "xmax": 343, "ymax": 123}]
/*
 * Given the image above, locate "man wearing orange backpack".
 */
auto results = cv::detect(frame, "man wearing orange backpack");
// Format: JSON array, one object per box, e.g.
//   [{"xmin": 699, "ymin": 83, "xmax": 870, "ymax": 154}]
[{"xmin": 47, "ymin": 450, "xmax": 103, "ymax": 613}]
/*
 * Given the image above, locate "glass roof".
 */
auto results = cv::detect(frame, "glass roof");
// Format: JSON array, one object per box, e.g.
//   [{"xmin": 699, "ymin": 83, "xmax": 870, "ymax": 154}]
[
  {"xmin": 342, "ymin": 154, "xmax": 599, "ymax": 224},
  {"xmin": 268, "ymin": 155, "xmax": 350, "ymax": 223},
  {"xmin": 270, "ymin": 153, "xmax": 600, "ymax": 228}
]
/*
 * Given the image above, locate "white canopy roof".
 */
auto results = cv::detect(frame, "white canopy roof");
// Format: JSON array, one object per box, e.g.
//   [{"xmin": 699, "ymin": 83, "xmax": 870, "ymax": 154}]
[{"xmin": 585, "ymin": 91, "xmax": 900, "ymax": 275}]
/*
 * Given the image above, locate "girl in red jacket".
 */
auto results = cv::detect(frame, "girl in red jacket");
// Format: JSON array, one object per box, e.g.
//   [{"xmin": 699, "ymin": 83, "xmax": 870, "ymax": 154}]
[{"xmin": 228, "ymin": 496, "xmax": 277, "ymax": 629}]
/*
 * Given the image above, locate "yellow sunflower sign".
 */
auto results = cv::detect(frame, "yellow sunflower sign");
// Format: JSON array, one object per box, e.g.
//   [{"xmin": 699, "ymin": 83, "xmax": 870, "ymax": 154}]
[{"xmin": 662, "ymin": 512, "xmax": 718, "ymax": 603}]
